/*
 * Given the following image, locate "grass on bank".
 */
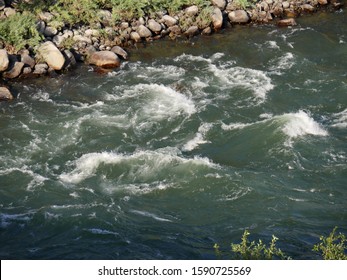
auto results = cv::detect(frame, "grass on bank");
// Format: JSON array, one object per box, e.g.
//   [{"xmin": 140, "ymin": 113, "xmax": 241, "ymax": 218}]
[{"xmin": 215, "ymin": 227, "xmax": 347, "ymax": 260}]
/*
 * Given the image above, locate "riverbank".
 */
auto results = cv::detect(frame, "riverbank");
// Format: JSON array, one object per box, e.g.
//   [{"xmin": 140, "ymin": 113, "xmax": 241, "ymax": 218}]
[{"xmin": 0, "ymin": 0, "xmax": 344, "ymax": 100}]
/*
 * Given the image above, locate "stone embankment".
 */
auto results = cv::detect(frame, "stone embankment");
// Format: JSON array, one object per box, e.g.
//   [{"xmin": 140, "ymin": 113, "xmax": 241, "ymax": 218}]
[{"xmin": 0, "ymin": 0, "xmax": 344, "ymax": 100}]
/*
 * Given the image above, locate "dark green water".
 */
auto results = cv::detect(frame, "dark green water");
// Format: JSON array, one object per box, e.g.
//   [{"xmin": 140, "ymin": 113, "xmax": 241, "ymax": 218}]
[{"xmin": 1, "ymin": 10, "xmax": 346, "ymax": 259}]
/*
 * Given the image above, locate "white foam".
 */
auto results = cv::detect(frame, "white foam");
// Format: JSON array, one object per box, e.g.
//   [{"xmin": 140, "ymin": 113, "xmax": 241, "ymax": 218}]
[
  {"xmin": 59, "ymin": 148, "xmax": 218, "ymax": 184},
  {"xmin": 209, "ymin": 64, "xmax": 274, "ymax": 101},
  {"xmin": 331, "ymin": 108, "xmax": 347, "ymax": 128},
  {"xmin": 280, "ymin": 110, "xmax": 328, "ymax": 139},
  {"xmin": 87, "ymin": 228, "xmax": 119, "ymax": 236},
  {"xmin": 270, "ymin": 52, "xmax": 295, "ymax": 72},
  {"xmin": 221, "ymin": 122, "xmax": 254, "ymax": 131},
  {"xmin": 267, "ymin": 41, "xmax": 280, "ymax": 49},
  {"xmin": 182, "ymin": 123, "xmax": 213, "ymax": 151}
]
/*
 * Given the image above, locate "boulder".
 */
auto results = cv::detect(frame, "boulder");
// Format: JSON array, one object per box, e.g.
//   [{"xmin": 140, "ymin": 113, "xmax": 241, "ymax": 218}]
[
  {"xmin": 37, "ymin": 41, "xmax": 65, "ymax": 70},
  {"xmin": 53, "ymin": 35, "xmax": 64, "ymax": 47},
  {"xmin": 73, "ymin": 35, "xmax": 92, "ymax": 45},
  {"xmin": 3, "ymin": 61, "xmax": 24, "ymax": 79},
  {"xmin": 0, "ymin": 49, "xmax": 9, "ymax": 72},
  {"xmin": 212, "ymin": 7, "xmax": 223, "ymax": 30},
  {"xmin": 88, "ymin": 51, "xmax": 121, "ymax": 68},
  {"xmin": 63, "ymin": 49, "xmax": 77, "ymax": 68},
  {"xmin": 212, "ymin": 0, "xmax": 227, "ymax": 10},
  {"xmin": 0, "ymin": 87, "xmax": 13, "ymax": 101},
  {"xmin": 282, "ymin": 1, "xmax": 290, "ymax": 9},
  {"xmin": 36, "ymin": 20, "xmax": 46, "ymax": 34},
  {"xmin": 185, "ymin": 5, "xmax": 199, "ymax": 16},
  {"xmin": 111, "ymin": 46, "xmax": 128, "ymax": 60},
  {"xmin": 21, "ymin": 54, "xmax": 35, "ymax": 68},
  {"xmin": 137, "ymin": 25, "xmax": 152, "ymax": 38},
  {"xmin": 228, "ymin": 10, "xmax": 250, "ymax": 23},
  {"xmin": 184, "ymin": 26, "xmax": 199, "ymax": 37},
  {"xmin": 162, "ymin": 15, "xmax": 177, "ymax": 27},
  {"xmin": 98, "ymin": 9, "xmax": 113, "ymax": 26},
  {"xmin": 147, "ymin": 19, "xmax": 162, "ymax": 33},
  {"xmin": 202, "ymin": 26, "xmax": 212, "ymax": 35},
  {"xmin": 277, "ymin": 18, "xmax": 297, "ymax": 26}
]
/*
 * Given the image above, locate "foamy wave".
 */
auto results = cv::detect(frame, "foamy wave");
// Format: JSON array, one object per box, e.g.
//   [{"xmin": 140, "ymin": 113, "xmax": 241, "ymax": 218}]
[
  {"xmin": 209, "ymin": 65, "xmax": 274, "ymax": 101},
  {"xmin": 0, "ymin": 212, "xmax": 34, "ymax": 228},
  {"xmin": 280, "ymin": 111, "xmax": 328, "ymax": 139},
  {"xmin": 59, "ymin": 148, "xmax": 218, "ymax": 184},
  {"xmin": 87, "ymin": 228, "xmax": 119, "ymax": 236},
  {"xmin": 331, "ymin": 108, "xmax": 347, "ymax": 128},
  {"xmin": 270, "ymin": 52, "xmax": 295, "ymax": 72},
  {"xmin": 182, "ymin": 123, "xmax": 213, "ymax": 151}
]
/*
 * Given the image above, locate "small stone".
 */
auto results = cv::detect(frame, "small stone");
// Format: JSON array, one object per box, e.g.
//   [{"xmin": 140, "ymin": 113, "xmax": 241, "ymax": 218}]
[
  {"xmin": 4, "ymin": 7, "xmax": 16, "ymax": 17},
  {"xmin": 84, "ymin": 29, "xmax": 100, "ymax": 37},
  {"xmin": 0, "ymin": 87, "xmax": 14, "ymax": 101},
  {"xmin": 185, "ymin": 5, "xmax": 199, "ymax": 16},
  {"xmin": 130, "ymin": 32, "xmax": 141, "ymax": 42},
  {"xmin": 162, "ymin": 15, "xmax": 177, "ymax": 27},
  {"xmin": 33, "ymin": 63, "xmax": 48, "ymax": 75},
  {"xmin": 184, "ymin": 26, "xmax": 199, "ymax": 37},
  {"xmin": 228, "ymin": 10, "xmax": 250, "ymax": 23},
  {"xmin": 3, "ymin": 62, "xmax": 24, "ymax": 79},
  {"xmin": 44, "ymin": 26, "xmax": 58, "ymax": 37},
  {"xmin": 318, "ymin": 0, "xmax": 328, "ymax": 4},
  {"xmin": 22, "ymin": 66, "xmax": 32, "ymax": 75},
  {"xmin": 111, "ymin": 46, "xmax": 128, "ymax": 60},
  {"xmin": 212, "ymin": 0, "xmax": 227, "ymax": 10},
  {"xmin": 0, "ymin": 49, "xmax": 9, "ymax": 72},
  {"xmin": 137, "ymin": 25, "xmax": 152, "ymax": 38},
  {"xmin": 169, "ymin": 25, "xmax": 182, "ymax": 35},
  {"xmin": 148, "ymin": 19, "xmax": 162, "ymax": 33},
  {"xmin": 21, "ymin": 54, "xmax": 35, "ymax": 68},
  {"xmin": 202, "ymin": 26, "xmax": 212, "ymax": 35},
  {"xmin": 120, "ymin": 22, "xmax": 129, "ymax": 30},
  {"xmin": 277, "ymin": 18, "xmax": 297, "ymax": 26},
  {"xmin": 53, "ymin": 35, "xmax": 64, "ymax": 47},
  {"xmin": 73, "ymin": 35, "xmax": 92, "ymax": 45},
  {"xmin": 282, "ymin": 1, "xmax": 290, "ymax": 9},
  {"xmin": 63, "ymin": 49, "xmax": 77, "ymax": 68},
  {"xmin": 0, "ymin": 0, "xmax": 5, "ymax": 10},
  {"xmin": 301, "ymin": 4, "xmax": 315, "ymax": 12},
  {"xmin": 39, "ymin": 12, "xmax": 54, "ymax": 22},
  {"xmin": 88, "ymin": 51, "xmax": 121, "ymax": 68}
]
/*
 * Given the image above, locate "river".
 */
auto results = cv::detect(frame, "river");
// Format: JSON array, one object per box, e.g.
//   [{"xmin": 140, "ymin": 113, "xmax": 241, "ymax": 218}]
[{"xmin": 1, "ymin": 9, "xmax": 346, "ymax": 259}]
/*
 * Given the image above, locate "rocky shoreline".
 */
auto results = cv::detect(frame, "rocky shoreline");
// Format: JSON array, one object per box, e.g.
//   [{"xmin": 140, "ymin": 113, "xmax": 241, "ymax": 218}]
[{"xmin": 0, "ymin": 0, "xmax": 344, "ymax": 101}]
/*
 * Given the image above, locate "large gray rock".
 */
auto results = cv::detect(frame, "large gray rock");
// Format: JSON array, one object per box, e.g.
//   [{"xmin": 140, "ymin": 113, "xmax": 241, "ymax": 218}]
[
  {"xmin": 3, "ymin": 61, "xmax": 24, "ymax": 79},
  {"xmin": 147, "ymin": 19, "xmax": 162, "ymax": 33},
  {"xmin": 137, "ymin": 25, "xmax": 152, "ymax": 38},
  {"xmin": 4, "ymin": 7, "xmax": 16, "ymax": 17},
  {"xmin": 88, "ymin": 51, "xmax": 121, "ymax": 68},
  {"xmin": 0, "ymin": 49, "xmax": 9, "ymax": 72},
  {"xmin": 0, "ymin": 87, "xmax": 13, "ymax": 101},
  {"xmin": 212, "ymin": 7, "xmax": 223, "ymax": 30},
  {"xmin": 162, "ymin": 15, "xmax": 177, "ymax": 27},
  {"xmin": 228, "ymin": 10, "xmax": 250, "ymax": 23},
  {"xmin": 53, "ymin": 35, "xmax": 64, "ymax": 47},
  {"xmin": 38, "ymin": 41, "xmax": 65, "ymax": 70},
  {"xmin": 212, "ymin": 0, "xmax": 227, "ymax": 10},
  {"xmin": 111, "ymin": 46, "xmax": 128, "ymax": 60},
  {"xmin": 63, "ymin": 49, "xmax": 77, "ymax": 68}
]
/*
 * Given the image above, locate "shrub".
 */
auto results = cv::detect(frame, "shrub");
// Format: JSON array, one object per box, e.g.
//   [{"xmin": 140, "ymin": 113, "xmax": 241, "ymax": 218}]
[
  {"xmin": 313, "ymin": 227, "xmax": 347, "ymax": 260},
  {"xmin": 230, "ymin": 230, "xmax": 289, "ymax": 260},
  {"xmin": 0, "ymin": 12, "xmax": 43, "ymax": 52}
]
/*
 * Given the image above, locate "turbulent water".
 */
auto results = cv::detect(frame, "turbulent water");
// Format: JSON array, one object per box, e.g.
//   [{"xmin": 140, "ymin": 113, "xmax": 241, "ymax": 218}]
[{"xmin": 1, "ymin": 10, "xmax": 347, "ymax": 259}]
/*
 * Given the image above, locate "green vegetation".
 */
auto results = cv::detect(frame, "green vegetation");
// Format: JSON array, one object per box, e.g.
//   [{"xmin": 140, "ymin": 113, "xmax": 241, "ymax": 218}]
[
  {"xmin": 0, "ymin": 12, "xmax": 43, "ymax": 52},
  {"xmin": 313, "ymin": 227, "xmax": 347, "ymax": 260},
  {"xmin": 215, "ymin": 228, "xmax": 347, "ymax": 260},
  {"xmin": 234, "ymin": 0, "xmax": 254, "ymax": 9}
]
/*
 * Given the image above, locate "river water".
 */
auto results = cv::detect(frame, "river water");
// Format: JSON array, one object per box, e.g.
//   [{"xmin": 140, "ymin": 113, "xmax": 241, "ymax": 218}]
[{"xmin": 1, "ymin": 10, "xmax": 346, "ymax": 259}]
